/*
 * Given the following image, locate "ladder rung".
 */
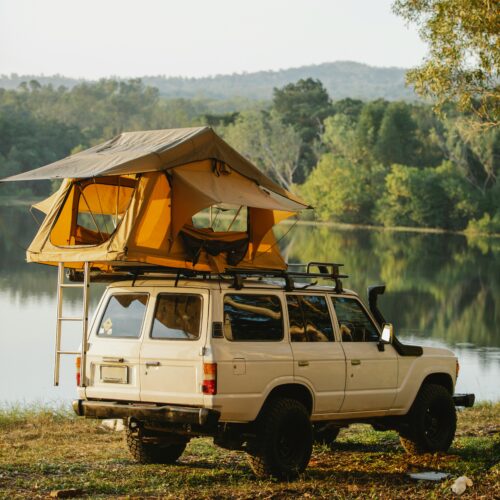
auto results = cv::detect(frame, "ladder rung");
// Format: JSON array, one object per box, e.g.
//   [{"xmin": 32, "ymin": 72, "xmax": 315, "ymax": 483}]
[
  {"xmin": 57, "ymin": 350, "xmax": 80, "ymax": 355},
  {"xmin": 60, "ymin": 283, "xmax": 85, "ymax": 288},
  {"xmin": 58, "ymin": 317, "xmax": 84, "ymax": 322}
]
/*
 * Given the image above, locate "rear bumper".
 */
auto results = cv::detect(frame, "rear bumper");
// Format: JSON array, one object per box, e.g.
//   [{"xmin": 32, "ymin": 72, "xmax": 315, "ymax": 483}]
[
  {"xmin": 72, "ymin": 399, "xmax": 220, "ymax": 428},
  {"xmin": 453, "ymin": 393, "xmax": 475, "ymax": 407}
]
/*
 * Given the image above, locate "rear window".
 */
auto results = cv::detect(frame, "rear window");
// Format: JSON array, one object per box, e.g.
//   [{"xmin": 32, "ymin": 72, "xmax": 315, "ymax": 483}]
[
  {"xmin": 97, "ymin": 294, "xmax": 148, "ymax": 338},
  {"xmin": 223, "ymin": 294, "xmax": 283, "ymax": 341},
  {"xmin": 151, "ymin": 294, "xmax": 202, "ymax": 340}
]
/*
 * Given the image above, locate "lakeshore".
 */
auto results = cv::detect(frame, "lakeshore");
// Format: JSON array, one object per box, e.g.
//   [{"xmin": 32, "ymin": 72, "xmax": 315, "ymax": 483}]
[{"xmin": 0, "ymin": 404, "xmax": 498, "ymax": 499}]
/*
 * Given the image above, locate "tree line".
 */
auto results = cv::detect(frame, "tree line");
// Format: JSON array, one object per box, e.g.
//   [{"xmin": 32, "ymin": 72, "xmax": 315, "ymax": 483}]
[{"xmin": 0, "ymin": 77, "xmax": 498, "ymax": 233}]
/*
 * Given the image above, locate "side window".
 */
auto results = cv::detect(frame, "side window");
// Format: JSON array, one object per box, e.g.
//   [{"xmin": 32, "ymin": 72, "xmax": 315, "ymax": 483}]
[
  {"xmin": 332, "ymin": 297, "xmax": 379, "ymax": 342},
  {"xmin": 97, "ymin": 294, "xmax": 148, "ymax": 338},
  {"xmin": 223, "ymin": 294, "xmax": 283, "ymax": 341},
  {"xmin": 151, "ymin": 294, "xmax": 202, "ymax": 340},
  {"xmin": 286, "ymin": 295, "xmax": 334, "ymax": 342}
]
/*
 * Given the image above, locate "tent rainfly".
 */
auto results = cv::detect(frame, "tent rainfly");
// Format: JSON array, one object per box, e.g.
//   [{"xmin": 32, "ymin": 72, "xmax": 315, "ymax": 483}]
[{"xmin": 1, "ymin": 127, "xmax": 309, "ymax": 272}]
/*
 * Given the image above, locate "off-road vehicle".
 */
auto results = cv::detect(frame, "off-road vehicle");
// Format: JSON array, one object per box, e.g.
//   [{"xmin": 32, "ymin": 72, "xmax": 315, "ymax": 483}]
[{"xmin": 72, "ymin": 263, "xmax": 474, "ymax": 479}]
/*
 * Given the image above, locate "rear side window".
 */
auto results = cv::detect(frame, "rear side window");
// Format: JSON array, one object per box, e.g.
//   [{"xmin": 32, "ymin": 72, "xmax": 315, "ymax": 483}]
[
  {"xmin": 223, "ymin": 294, "xmax": 283, "ymax": 341},
  {"xmin": 97, "ymin": 294, "xmax": 148, "ymax": 338},
  {"xmin": 332, "ymin": 297, "xmax": 379, "ymax": 342},
  {"xmin": 151, "ymin": 294, "xmax": 202, "ymax": 340},
  {"xmin": 287, "ymin": 295, "xmax": 334, "ymax": 342}
]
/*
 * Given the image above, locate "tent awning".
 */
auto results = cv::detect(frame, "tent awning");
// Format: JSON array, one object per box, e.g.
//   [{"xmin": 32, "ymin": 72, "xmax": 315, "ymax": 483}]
[{"xmin": 2, "ymin": 127, "xmax": 309, "ymax": 209}]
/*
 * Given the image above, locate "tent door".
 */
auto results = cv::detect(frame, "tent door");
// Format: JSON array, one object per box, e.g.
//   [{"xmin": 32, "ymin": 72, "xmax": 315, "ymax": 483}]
[{"xmin": 54, "ymin": 262, "xmax": 90, "ymax": 387}]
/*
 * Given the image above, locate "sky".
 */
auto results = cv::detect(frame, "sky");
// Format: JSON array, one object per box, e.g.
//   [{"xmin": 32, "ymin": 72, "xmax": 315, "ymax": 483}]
[{"xmin": 0, "ymin": 0, "xmax": 427, "ymax": 79}]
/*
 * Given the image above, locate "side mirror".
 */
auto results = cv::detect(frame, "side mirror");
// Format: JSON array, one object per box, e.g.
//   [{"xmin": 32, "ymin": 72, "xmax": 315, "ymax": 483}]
[{"xmin": 378, "ymin": 323, "xmax": 393, "ymax": 351}]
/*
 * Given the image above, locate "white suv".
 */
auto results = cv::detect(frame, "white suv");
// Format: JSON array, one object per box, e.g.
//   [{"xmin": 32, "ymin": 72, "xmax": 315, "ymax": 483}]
[{"xmin": 73, "ymin": 264, "xmax": 474, "ymax": 479}]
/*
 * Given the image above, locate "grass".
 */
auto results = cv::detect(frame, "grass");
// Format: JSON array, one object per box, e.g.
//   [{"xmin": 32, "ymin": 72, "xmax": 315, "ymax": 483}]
[{"xmin": 0, "ymin": 403, "xmax": 498, "ymax": 499}]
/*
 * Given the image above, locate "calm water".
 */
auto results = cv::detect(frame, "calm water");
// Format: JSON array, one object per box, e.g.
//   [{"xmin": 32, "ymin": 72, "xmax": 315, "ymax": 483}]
[{"xmin": 0, "ymin": 206, "xmax": 499, "ymax": 404}]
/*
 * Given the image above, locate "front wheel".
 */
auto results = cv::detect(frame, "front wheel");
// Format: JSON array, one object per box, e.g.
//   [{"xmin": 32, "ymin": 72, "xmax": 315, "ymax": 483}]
[
  {"xmin": 247, "ymin": 398, "xmax": 313, "ymax": 480},
  {"xmin": 399, "ymin": 383, "xmax": 456, "ymax": 454}
]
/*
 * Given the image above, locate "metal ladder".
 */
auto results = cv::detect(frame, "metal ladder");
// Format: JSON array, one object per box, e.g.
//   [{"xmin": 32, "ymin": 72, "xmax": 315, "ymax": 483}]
[{"xmin": 54, "ymin": 262, "xmax": 90, "ymax": 386}]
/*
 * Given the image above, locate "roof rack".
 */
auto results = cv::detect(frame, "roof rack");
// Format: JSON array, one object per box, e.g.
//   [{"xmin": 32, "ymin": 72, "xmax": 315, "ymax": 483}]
[
  {"xmin": 223, "ymin": 261, "xmax": 347, "ymax": 292},
  {"xmin": 67, "ymin": 261, "xmax": 348, "ymax": 292}
]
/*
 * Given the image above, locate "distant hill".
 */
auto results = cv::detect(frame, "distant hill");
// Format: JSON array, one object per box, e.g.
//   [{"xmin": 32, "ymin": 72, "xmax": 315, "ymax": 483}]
[{"xmin": 0, "ymin": 61, "xmax": 416, "ymax": 101}]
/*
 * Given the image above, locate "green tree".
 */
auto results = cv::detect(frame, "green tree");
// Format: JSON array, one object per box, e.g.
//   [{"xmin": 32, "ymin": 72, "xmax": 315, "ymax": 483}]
[
  {"xmin": 375, "ymin": 162, "xmax": 482, "ymax": 229},
  {"xmin": 374, "ymin": 102, "xmax": 419, "ymax": 166},
  {"xmin": 222, "ymin": 110, "xmax": 301, "ymax": 190},
  {"xmin": 331, "ymin": 98, "xmax": 364, "ymax": 121},
  {"xmin": 321, "ymin": 114, "xmax": 365, "ymax": 165},
  {"xmin": 272, "ymin": 78, "xmax": 333, "ymax": 181},
  {"xmin": 301, "ymin": 154, "xmax": 386, "ymax": 224},
  {"xmin": 376, "ymin": 164, "xmax": 449, "ymax": 228},
  {"xmin": 355, "ymin": 99, "xmax": 388, "ymax": 151},
  {"xmin": 393, "ymin": 0, "xmax": 500, "ymax": 126}
]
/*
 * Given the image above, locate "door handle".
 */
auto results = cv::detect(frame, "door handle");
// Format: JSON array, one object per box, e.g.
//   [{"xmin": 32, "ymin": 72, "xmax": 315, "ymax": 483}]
[
  {"xmin": 145, "ymin": 361, "xmax": 160, "ymax": 367},
  {"xmin": 298, "ymin": 360, "xmax": 309, "ymax": 367},
  {"xmin": 351, "ymin": 359, "xmax": 361, "ymax": 366}
]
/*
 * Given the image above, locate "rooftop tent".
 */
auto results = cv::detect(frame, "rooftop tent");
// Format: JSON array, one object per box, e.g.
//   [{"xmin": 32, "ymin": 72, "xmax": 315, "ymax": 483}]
[{"xmin": 3, "ymin": 127, "xmax": 309, "ymax": 272}]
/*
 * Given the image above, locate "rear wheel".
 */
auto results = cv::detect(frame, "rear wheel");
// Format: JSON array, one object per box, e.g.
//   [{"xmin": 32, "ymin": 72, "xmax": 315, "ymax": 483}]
[
  {"xmin": 126, "ymin": 426, "xmax": 187, "ymax": 464},
  {"xmin": 247, "ymin": 398, "xmax": 313, "ymax": 480},
  {"xmin": 399, "ymin": 383, "xmax": 456, "ymax": 454}
]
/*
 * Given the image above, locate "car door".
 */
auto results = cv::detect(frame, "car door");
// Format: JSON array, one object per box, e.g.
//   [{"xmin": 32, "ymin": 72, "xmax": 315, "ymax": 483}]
[
  {"xmin": 287, "ymin": 294, "xmax": 346, "ymax": 414},
  {"xmin": 330, "ymin": 295, "xmax": 398, "ymax": 413},
  {"xmin": 139, "ymin": 287, "xmax": 209, "ymax": 406},
  {"xmin": 85, "ymin": 288, "xmax": 149, "ymax": 401},
  {"xmin": 213, "ymin": 291, "xmax": 293, "ymax": 422}
]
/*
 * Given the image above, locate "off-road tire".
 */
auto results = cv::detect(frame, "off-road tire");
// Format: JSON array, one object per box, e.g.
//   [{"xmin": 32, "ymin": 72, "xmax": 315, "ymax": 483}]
[
  {"xmin": 247, "ymin": 398, "xmax": 313, "ymax": 480},
  {"xmin": 314, "ymin": 424, "xmax": 340, "ymax": 448},
  {"xmin": 126, "ymin": 428, "xmax": 187, "ymax": 464},
  {"xmin": 399, "ymin": 383, "xmax": 456, "ymax": 455}
]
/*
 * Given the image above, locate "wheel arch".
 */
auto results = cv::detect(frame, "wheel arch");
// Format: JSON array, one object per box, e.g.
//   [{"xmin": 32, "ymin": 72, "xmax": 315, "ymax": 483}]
[
  {"xmin": 421, "ymin": 373, "xmax": 454, "ymax": 394},
  {"xmin": 259, "ymin": 383, "xmax": 314, "ymax": 417}
]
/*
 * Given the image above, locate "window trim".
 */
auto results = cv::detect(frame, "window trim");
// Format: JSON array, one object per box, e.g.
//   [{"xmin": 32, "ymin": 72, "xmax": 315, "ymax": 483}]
[
  {"xmin": 329, "ymin": 295, "xmax": 381, "ymax": 343},
  {"xmin": 148, "ymin": 292, "xmax": 204, "ymax": 341},
  {"xmin": 222, "ymin": 292, "xmax": 285, "ymax": 342},
  {"xmin": 95, "ymin": 292, "xmax": 150, "ymax": 339},
  {"xmin": 285, "ymin": 292, "xmax": 335, "ymax": 342}
]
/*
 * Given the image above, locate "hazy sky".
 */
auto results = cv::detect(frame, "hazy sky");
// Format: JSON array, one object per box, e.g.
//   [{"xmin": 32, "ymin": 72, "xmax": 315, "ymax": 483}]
[{"xmin": 0, "ymin": 0, "xmax": 427, "ymax": 78}]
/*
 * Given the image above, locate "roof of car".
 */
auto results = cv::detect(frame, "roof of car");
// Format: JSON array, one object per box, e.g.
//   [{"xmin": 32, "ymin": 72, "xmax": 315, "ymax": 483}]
[{"xmin": 107, "ymin": 278, "xmax": 357, "ymax": 296}]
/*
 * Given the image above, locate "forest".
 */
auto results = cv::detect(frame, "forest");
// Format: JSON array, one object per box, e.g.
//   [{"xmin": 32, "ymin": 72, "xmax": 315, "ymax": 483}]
[{"xmin": 0, "ymin": 77, "xmax": 498, "ymax": 234}]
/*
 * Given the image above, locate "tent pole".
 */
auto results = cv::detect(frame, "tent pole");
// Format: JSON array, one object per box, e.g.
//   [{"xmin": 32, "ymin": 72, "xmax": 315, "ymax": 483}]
[
  {"xmin": 77, "ymin": 185, "xmax": 106, "ymax": 242},
  {"xmin": 227, "ymin": 205, "xmax": 243, "ymax": 231}
]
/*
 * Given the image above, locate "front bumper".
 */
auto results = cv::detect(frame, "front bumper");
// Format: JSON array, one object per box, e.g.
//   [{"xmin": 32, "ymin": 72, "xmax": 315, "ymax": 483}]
[
  {"xmin": 453, "ymin": 393, "xmax": 475, "ymax": 407},
  {"xmin": 72, "ymin": 399, "xmax": 220, "ymax": 428}
]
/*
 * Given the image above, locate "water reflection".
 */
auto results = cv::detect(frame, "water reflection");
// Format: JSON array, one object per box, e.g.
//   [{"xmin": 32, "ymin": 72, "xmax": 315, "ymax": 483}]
[{"xmin": 0, "ymin": 206, "xmax": 498, "ymax": 403}]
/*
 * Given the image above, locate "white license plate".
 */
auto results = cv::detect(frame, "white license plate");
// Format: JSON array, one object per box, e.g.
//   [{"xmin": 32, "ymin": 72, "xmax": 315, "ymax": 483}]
[{"xmin": 100, "ymin": 365, "xmax": 128, "ymax": 384}]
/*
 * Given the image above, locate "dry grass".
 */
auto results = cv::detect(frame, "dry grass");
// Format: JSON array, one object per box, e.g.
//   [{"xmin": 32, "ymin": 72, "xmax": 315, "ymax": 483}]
[{"xmin": 0, "ymin": 403, "xmax": 498, "ymax": 499}]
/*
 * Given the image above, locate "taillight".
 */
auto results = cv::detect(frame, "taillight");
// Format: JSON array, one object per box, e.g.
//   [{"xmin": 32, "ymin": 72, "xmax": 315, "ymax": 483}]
[
  {"xmin": 202, "ymin": 362, "xmax": 217, "ymax": 395},
  {"xmin": 456, "ymin": 359, "xmax": 460, "ymax": 380},
  {"xmin": 76, "ymin": 356, "xmax": 81, "ymax": 386}
]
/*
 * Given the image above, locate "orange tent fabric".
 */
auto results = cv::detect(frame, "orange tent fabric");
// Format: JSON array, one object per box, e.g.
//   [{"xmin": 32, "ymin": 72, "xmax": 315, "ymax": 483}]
[{"xmin": 27, "ymin": 159, "xmax": 304, "ymax": 272}]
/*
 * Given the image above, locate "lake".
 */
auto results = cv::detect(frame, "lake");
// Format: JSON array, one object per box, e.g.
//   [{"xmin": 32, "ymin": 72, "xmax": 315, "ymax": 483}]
[{"xmin": 0, "ymin": 205, "xmax": 499, "ymax": 405}]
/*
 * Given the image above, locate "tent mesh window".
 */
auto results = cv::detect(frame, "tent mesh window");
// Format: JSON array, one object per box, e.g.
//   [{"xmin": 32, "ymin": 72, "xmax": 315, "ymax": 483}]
[
  {"xmin": 51, "ymin": 176, "xmax": 137, "ymax": 247},
  {"xmin": 182, "ymin": 205, "xmax": 250, "ymax": 266}
]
